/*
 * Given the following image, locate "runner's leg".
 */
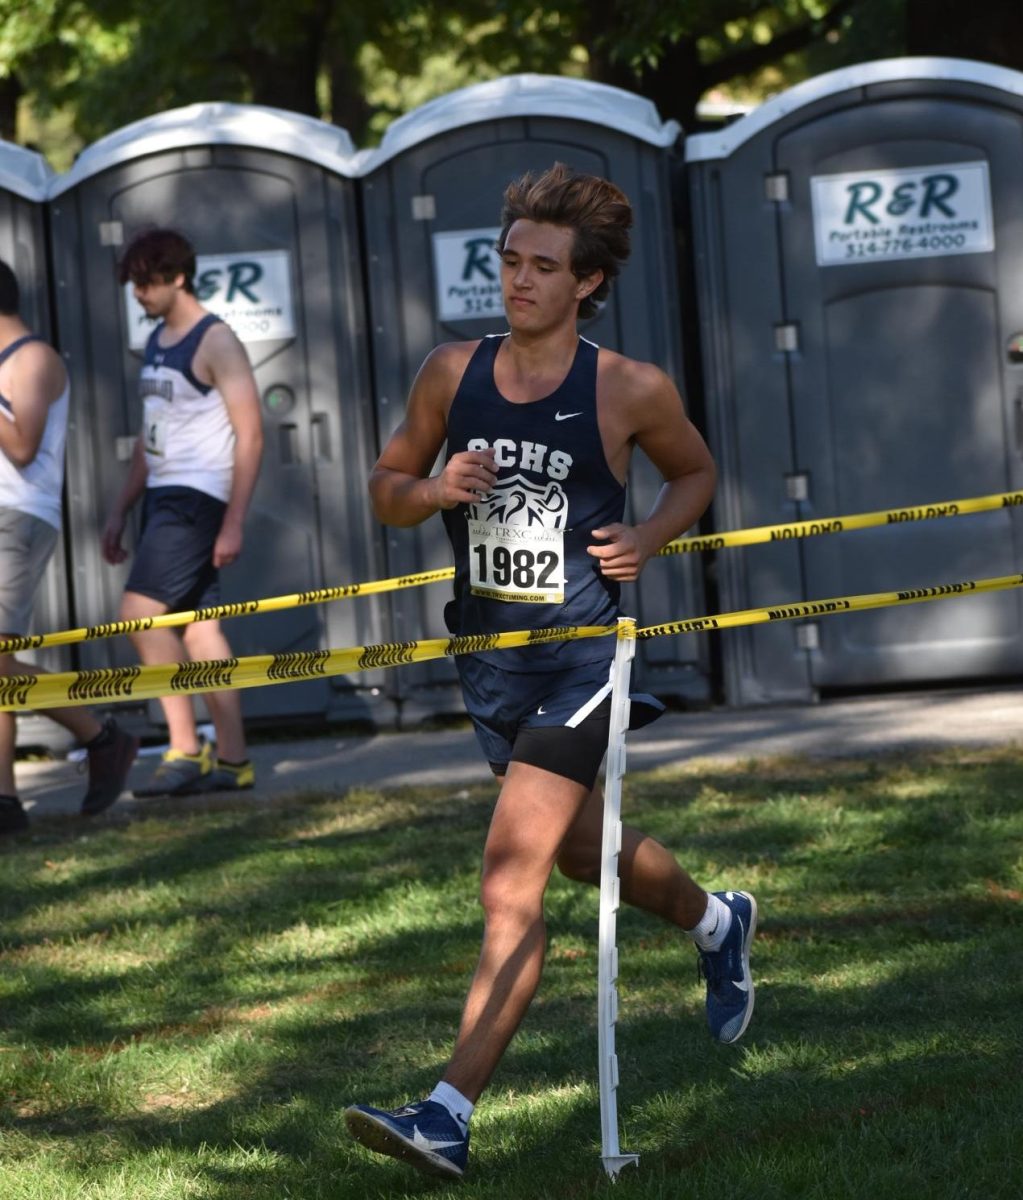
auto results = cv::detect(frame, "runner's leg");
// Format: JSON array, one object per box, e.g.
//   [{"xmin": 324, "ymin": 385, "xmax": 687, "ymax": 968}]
[
  {"xmin": 442, "ymin": 761, "xmax": 591, "ymax": 1102},
  {"xmin": 556, "ymin": 784, "xmax": 709, "ymax": 928}
]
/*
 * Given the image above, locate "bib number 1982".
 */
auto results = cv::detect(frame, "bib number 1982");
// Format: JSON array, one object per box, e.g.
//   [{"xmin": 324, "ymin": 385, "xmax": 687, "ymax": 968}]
[{"xmin": 468, "ymin": 521, "xmax": 564, "ymax": 603}]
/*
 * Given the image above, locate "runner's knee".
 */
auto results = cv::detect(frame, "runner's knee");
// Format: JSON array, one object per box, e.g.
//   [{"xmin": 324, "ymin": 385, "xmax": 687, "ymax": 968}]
[{"xmin": 556, "ymin": 842, "xmax": 600, "ymax": 886}]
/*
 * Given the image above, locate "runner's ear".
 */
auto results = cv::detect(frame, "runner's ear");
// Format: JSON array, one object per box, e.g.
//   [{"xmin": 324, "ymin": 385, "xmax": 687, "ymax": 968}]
[{"xmin": 576, "ymin": 269, "xmax": 603, "ymax": 299}]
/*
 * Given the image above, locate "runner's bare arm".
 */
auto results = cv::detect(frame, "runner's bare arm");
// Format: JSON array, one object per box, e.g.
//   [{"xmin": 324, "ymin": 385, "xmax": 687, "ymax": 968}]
[
  {"xmin": 370, "ymin": 343, "xmax": 497, "ymax": 527},
  {"xmin": 102, "ymin": 435, "xmax": 148, "ymax": 565},
  {"xmin": 0, "ymin": 342, "xmax": 64, "ymax": 468},
  {"xmin": 201, "ymin": 324, "xmax": 264, "ymax": 567},
  {"xmin": 590, "ymin": 359, "xmax": 715, "ymax": 581}
]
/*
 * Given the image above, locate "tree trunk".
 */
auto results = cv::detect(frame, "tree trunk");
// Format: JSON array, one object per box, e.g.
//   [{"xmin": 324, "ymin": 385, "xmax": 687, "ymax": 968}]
[
  {"xmin": 906, "ymin": 0, "xmax": 1023, "ymax": 70},
  {"xmin": 0, "ymin": 75, "xmax": 23, "ymax": 144},
  {"xmin": 327, "ymin": 42, "xmax": 374, "ymax": 142},
  {"xmin": 245, "ymin": 46, "xmax": 322, "ymax": 116}
]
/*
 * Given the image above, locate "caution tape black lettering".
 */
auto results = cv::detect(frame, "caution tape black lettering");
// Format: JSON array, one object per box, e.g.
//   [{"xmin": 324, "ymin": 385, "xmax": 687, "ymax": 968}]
[
  {"xmin": 296, "ymin": 585, "xmax": 361, "ymax": 605},
  {"xmin": 644, "ymin": 616, "xmax": 721, "ymax": 637},
  {"xmin": 85, "ymin": 618, "xmax": 156, "ymax": 640},
  {"xmin": 0, "ymin": 675, "xmax": 39, "ymax": 707},
  {"xmin": 767, "ymin": 600, "xmax": 852, "ymax": 621},
  {"xmin": 67, "ymin": 666, "xmax": 142, "ymax": 702},
  {"xmin": 527, "ymin": 625, "xmax": 582, "ymax": 645},
  {"xmin": 446, "ymin": 633, "xmax": 501, "ymax": 655},
  {"xmin": 357, "ymin": 641, "xmax": 419, "ymax": 670},
  {"xmin": 770, "ymin": 520, "xmax": 844, "ymax": 540},
  {"xmin": 266, "ymin": 650, "xmax": 331, "ymax": 680},
  {"xmin": 194, "ymin": 602, "xmax": 260, "ymax": 622},
  {"xmin": 169, "ymin": 659, "xmax": 238, "ymax": 692},
  {"xmin": 0, "ymin": 634, "xmax": 44, "ymax": 653},
  {"xmin": 896, "ymin": 582, "xmax": 976, "ymax": 601},
  {"xmin": 886, "ymin": 504, "xmax": 959, "ymax": 524}
]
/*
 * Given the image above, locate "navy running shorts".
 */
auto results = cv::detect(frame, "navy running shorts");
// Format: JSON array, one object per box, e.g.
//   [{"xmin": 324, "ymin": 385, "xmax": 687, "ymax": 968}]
[
  {"xmin": 455, "ymin": 653, "xmax": 665, "ymax": 789},
  {"xmin": 124, "ymin": 485, "xmax": 226, "ymax": 611}
]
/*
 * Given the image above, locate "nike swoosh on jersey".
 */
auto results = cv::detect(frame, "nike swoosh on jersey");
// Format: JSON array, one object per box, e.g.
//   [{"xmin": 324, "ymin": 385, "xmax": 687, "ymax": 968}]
[
  {"xmin": 412, "ymin": 1125, "xmax": 464, "ymax": 1152},
  {"xmin": 537, "ymin": 705, "xmax": 547, "ymax": 714},
  {"xmin": 554, "ymin": 411, "xmax": 583, "ymax": 421}
]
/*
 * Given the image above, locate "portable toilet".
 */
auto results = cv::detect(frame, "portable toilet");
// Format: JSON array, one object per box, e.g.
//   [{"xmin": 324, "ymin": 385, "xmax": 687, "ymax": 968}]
[
  {"xmin": 686, "ymin": 58, "xmax": 1023, "ymax": 704},
  {"xmin": 357, "ymin": 74, "xmax": 711, "ymax": 722},
  {"xmin": 0, "ymin": 141, "xmax": 77, "ymax": 746},
  {"xmin": 47, "ymin": 103, "xmax": 391, "ymax": 727}
]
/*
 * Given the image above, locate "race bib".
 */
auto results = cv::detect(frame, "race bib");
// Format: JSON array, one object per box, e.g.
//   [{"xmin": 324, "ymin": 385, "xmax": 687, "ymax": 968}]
[
  {"xmin": 143, "ymin": 406, "xmax": 167, "ymax": 457},
  {"xmin": 468, "ymin": 520, "xmax": 565, "ymax": 603}
]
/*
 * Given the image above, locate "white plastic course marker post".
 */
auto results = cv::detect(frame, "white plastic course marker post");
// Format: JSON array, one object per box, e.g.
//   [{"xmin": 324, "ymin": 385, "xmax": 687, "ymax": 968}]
[{"xmin": 597, "ymin": 617, "xmax": 640, "ymax": 1179}]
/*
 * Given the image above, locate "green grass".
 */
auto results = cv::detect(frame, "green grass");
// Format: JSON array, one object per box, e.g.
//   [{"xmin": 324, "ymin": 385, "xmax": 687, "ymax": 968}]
[{"xmin": 1, "ymin": 748, "xmax": 1022, "ymax": 1199}]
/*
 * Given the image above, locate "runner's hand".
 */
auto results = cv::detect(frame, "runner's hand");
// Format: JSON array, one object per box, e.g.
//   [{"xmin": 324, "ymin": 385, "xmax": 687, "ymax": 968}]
[
  {"xmin": 213, "ymin": 523, "xmax": 243, "ymax": 568},
  {"xmin": 587, "ymin": 524, "xmax": 651, "ymax": 581},
  {"xmin": 101, "ymin": 513, "xmax": 128, "ymax": 565},
  {"xmin": 431, "ymin": 448, "xmax": 497, "ymax": 510}
]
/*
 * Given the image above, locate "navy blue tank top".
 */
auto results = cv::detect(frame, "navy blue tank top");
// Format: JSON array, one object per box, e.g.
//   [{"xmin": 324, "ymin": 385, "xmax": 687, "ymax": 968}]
[
  {"xmin": 442, "ymin": 334, "xmax": 626, "ymax": 671},
  {"xmin": 0, "ymin": 334, "xmax": 42, "ymax": 414},
  {"xmin": 143, "ymin": 313, "xmax": 221, "ymax": 392}
]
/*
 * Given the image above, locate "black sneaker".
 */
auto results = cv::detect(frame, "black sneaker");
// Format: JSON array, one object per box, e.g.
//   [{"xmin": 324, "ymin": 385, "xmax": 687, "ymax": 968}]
[
  {"xmin": 80, "ymin": 718, "xmax": 140, "ymax": 816},
  {"xmin": 0, "ymin": 794, "xmax": 29, "ymax": 835}
]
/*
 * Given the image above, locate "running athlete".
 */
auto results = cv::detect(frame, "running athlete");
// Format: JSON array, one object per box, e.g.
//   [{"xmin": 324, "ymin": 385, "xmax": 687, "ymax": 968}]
[
  {"xmin": 102, "ymin": 229, "xmax": 263, "ymax": 796},
  {"xmin": 0, "ymin": 260, "xmax": 138, "ymax": 833},
  {"xmin": 345, "ymin": 163, "xmax": 757, "ymax": 1179}
]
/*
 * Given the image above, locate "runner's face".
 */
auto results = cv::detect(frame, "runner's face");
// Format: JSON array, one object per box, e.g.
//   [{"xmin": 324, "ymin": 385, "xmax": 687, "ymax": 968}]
[
  {"xmin": 500, "ymin": 220, "xmax": 601, "ymax": 332},
  {"xmin": 132, "ymin": 274, "xmax": 184, "ymax": 319}
]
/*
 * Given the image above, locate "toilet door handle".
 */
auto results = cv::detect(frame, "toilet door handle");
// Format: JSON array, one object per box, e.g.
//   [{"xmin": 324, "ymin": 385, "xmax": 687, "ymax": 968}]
[
  {"xmin": 311, "ymin": 413, "xmax": 332, "ymax": 462},
  {"xmin": 278, "ymin": 422, "xmax": 299, "ymax": 464}
]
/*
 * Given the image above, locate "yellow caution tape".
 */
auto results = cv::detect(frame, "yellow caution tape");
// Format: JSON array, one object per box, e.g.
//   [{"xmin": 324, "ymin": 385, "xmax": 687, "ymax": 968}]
[
  {"xmin": 3, "ymin": 574, "xmax": 1021, "ymax": 712},
  {"xmin": 656, "ymin": 489, "xmax": 1023, "ymax": 555},
  {"xmin": 2, "ymin": 488, "xmax": 1019, "ymax": 656},
  {"xmin": 0, "ymin": 624, "xmax": 615, "ymax": 711},
  {"xmin": 636, "ymin": 574, "xmax": 1023, "ymax": 639},
  {"xmin": 0, "ymin": 568, "xmax": 457, "ymax": 655}
]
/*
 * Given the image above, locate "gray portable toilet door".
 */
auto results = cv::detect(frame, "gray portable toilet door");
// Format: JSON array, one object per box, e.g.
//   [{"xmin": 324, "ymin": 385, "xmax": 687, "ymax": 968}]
[
  {"xmin": 88, "ymin": 162, "xmax": 331, "ymax": 717},
  {"xmin": 772, "ymin": 96, "xmax": 1023, "ymax": 688}
]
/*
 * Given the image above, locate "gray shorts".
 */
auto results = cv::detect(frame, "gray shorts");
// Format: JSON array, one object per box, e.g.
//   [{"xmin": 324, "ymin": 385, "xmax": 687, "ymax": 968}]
[{"xmin": 0, "ymin": 507, "xmax": 58, "ymax": 637}]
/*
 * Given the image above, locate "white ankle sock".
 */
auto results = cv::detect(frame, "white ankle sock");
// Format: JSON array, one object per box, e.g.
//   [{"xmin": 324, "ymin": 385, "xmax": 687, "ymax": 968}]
[
  {"xmin": 689, "ymin": 892, "xmax": 732, "ymax": 951},
  {"xmin": 428, "ymin": 1082, "xmax": 474, "ymax": 1132}
]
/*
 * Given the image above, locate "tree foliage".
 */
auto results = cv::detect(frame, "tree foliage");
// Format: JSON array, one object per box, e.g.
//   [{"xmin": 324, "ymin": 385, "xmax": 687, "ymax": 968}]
[{"xmin": 3, "ymin": 0, "xmax": 1019, "ymax": 160}]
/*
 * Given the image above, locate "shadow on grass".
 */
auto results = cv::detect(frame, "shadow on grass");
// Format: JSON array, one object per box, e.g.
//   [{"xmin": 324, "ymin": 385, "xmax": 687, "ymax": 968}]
[{"xmin": 1, "ymin": 752, "xmax": 1022, "ymax": 1198}]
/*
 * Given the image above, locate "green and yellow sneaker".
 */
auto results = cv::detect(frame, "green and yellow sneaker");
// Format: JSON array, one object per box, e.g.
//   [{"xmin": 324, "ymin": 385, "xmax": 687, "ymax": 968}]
[
  {"xmin": 133, "ymin": 738, "xmax": 213, "ymax": 798},
  {"xmin": 201, "ymin": 758, "xmax": 255, "ymax": 792}
]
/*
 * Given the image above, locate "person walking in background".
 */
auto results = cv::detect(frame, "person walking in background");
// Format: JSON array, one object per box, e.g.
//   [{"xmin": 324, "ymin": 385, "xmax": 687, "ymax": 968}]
[
  {"xmin": 0, "ymin": 260, "xmax": 138, "ymax": 834},
  {"xmin": 102, "ymin": 229, "xmax": 263, "ymax": 797},
  {"xmin": 345, "ymin": 163, "xmax": 757, "ymax": 1179}
]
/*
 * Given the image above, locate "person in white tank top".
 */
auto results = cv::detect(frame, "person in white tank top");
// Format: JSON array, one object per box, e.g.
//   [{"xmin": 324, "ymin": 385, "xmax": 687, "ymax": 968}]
[
  {"xmin": 102, "ymin": 229, "xmax": 264, "ymax": 797},
  {"xmin": 0, "ymin": 260, "xmax": 138, "ymax": 834}
]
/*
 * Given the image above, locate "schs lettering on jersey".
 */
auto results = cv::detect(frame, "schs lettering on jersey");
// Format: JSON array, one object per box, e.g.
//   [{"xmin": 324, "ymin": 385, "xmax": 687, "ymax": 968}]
[
  {"xmin": 442, "ymin": 334, "xmax": 625, "ymax": 672},
  {"xmin": 139, "ymin": 313, "xmax": 235, "ymax": 502},
  {"xmin": 466, "ymin": 436, "xmax": 573, "ymax": 480}
]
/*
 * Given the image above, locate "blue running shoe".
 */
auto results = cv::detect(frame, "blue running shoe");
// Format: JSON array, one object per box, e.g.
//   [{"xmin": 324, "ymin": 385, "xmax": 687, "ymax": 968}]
[
  {"xmin": 344, "ymin": 1099, "xmax": 469, "ymax": 1179},
  {"xmin": 697, "ymin": 890, "xmax": 758, "ymax": 1044}
]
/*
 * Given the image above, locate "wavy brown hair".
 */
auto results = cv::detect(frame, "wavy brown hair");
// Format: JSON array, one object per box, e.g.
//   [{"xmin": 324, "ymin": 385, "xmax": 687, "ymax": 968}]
[
  {"xmin": 118, "ymin": 228, "xmax": 196, "ymax": 294},
  {"xmin": 498, "ymin": 162, "xmax": 633, "ymax": 319}
]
